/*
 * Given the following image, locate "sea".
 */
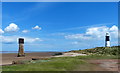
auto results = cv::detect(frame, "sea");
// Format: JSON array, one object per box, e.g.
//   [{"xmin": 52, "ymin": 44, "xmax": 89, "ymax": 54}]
[{"xmin": 0, "ymin": 51, "xmax": 65, "ymax": 53}]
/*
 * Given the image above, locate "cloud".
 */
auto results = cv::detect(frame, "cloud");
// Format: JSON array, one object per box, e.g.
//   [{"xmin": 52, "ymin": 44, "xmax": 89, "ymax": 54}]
[
  {"xmin": 22, "ymin": 30, "xmax": 29, "ymax": 33},
  {"xmin": 32, "ymin": 25, "xmax": 42, "ymax": 30},
  {"xmin": 1, "ymin": 36, "xmax": 17, "ymax": 44},
  {"xmin": 49, "ymin": 33, "xmax": 66, "ymax": 36},
  {"xmin": 71, "ymin": 41, "xmax": 79, "ymax": 45},
  {"xmin": 0, "ymin": 29, "xmax": 4, "ymax": 34},
  {"xmin": 65, "ymin": 25, "xmax": 118, "ymax": 47},
  {"xmin": 1, "ymin": 36, "xmax": 43, "ymax": 44},
  {"xmin": 65, "ymin": 25, "xmax": 118, "ymax": 40},
  {"xmin": 85, "ymin": 26, "xmax": 109, "ymax": 38},
  {"xmin": 65, "ymin": 34, "xmax": 92, "ymax": 40},
  {"xmin": 109, "ymin": 25, "xmax": 118, "ymax": 38},
  {"xmin": 110, "ymin": 25, "xmax": 118, "ymax": 31},
  {"xmin": 62, "ymin": 23, "xmax": 113, "ymax": 31},
  {"xmin": 24, "ymin": 37, "xmax": 42, "ymax": 43},
  {"xmin": 4, "ymin": 23, "xmax": 20, "ymax": 32}
]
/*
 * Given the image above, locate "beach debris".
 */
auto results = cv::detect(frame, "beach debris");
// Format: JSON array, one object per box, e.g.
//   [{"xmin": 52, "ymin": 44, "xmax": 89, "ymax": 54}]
[
  {"xmin": 52, "ymin": 52, "xmax": 63, "ymax": 56},
  {"xmin": 32, "ymin": 58, "xmax": 40, "ymax": 60},
  {"xmin": 32, "ymin": 57, "xmax": 50, "ymax": 60},
  {"xmin": 12, "ymin": 60, "xmax": 25, "ymax": 64}
]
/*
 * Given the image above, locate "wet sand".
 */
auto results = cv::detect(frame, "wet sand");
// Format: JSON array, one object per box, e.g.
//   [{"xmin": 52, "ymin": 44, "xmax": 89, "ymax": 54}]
[{"xmin": 1, "ymin": 52, "xmax": 57, "ymax": 65}]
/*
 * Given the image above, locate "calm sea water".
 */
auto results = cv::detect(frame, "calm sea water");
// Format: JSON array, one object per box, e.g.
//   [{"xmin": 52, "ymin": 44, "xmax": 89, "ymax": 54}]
[
  {"xmin": 0, "ymin": 51, "xmax": 64, "ymax": 53},
  {"xmin": 0, "ymin": 51, "xmax": 33, "ymax": 53}
]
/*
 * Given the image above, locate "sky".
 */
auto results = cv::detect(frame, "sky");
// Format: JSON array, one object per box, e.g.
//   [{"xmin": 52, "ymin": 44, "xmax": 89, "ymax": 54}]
[{"xmin": 1, "ymin": 2, "xmax": 118, "ymax": 52}]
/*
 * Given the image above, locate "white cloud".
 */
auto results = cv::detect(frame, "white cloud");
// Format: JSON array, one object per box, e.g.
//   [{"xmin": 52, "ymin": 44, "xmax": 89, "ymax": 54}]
[
  {"xmin": 1, "ymin": 36, "xmax": 43, "ymax": 44},
  {"xmin": 50, "ymin": 33, "xmax": 66, "ymax": 36},
  {"xmin": 109, "ymin": 25, "xmax": 118, "ymax": 38},
  {"xmin": 85, "ymin": 26, "xmax": 110, "ymax": 38},
  {"xmin": 65, "ymin": 34, "xmax": 92, "ymax": 40},
  {"xmin": 65, "ymin": 25, "xmax": 118, "ymax": 40},
  {"xmin": 110, "ymin": 25, "xmax": 118, "ymax": 31},
  {"xmin": 71, "ymin": 41, "xmax": 79, "ymax": 45},
  {"xmin": 65, "ymin": 25, "xmax": 118, "ymax": 47},
  {"xmin": 0, "ymin": 29, "xmax": 4, "ymax": 34},
  {"xmin": 24, "ymin": 37, "xmax": 42, "ymax": 43},
  {"xmin": 32, "ymin": 25, "xmax": 41, "ymax": 30},
  {"xmin": 1, "ymin": 36, "xmax": 17, "ymax": 44},
  {"xmin": 22, "ymin": 30, "xmax": 29, "ymax": 33},
  {"xmin": 4, "ymin": 23, "xmax": 19, "ymax": 32}
]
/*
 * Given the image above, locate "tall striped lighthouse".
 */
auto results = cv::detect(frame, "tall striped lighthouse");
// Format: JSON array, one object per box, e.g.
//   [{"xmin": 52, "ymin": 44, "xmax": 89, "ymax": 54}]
[{"xmin": 105, "ymin": 32, "xmax": 110, "ymax": 47}]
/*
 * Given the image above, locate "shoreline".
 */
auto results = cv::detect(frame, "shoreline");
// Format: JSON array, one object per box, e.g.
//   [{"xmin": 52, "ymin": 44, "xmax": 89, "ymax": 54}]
[
  {"xmin": 0, "ymin": 51, "xmax": 64, "ymax": 53},
  {"xmin": 1, "ymin": 52, "xmax": 61, "ymax": 66}
]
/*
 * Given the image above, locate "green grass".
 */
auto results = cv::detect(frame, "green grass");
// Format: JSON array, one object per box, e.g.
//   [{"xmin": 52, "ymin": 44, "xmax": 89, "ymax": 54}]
[
  {"xmin": 70, "ymin": 46, "xmax": 120, "ymax": 56},
  {"xmin": 3, "ymin": 57, "xmax": 87, "ymax": 71},
  {"xmin": 2, "ymin": 54, "xmax": 118, "ymax": 71}
]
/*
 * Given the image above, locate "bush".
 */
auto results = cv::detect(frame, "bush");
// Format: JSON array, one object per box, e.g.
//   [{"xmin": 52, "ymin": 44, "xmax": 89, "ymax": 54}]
[{"xmin": 53, "ymin": 52, "xmax": 63, "ymax": 56}]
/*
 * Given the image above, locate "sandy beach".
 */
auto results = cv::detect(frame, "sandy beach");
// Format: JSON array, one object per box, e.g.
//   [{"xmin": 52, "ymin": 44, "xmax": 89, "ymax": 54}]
[
  {"xmin": 1, "ymin": 52, "xmax": 57, "ymax": 65},
  {"xmin": 1, "ymin": 52, "xmax": 87, "ymax": 65}
]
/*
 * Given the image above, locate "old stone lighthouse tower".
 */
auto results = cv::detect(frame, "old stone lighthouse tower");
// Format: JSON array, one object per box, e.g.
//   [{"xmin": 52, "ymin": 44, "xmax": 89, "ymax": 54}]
[{"xmin": 17, "ymin": 38, "xmax": 25, "ymax": 57}]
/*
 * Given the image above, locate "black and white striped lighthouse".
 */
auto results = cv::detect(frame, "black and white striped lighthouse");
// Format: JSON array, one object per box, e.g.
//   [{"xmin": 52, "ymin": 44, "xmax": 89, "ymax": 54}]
[{"xmin": 105, "ymin": 32, "xmax": 110, "ymax": 47}]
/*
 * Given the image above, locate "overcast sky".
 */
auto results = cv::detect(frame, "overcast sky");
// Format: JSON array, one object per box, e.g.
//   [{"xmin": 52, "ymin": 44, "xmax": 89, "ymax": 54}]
[{"xmin": 1, "ymin": 2, "xmax": 118, "ymax": 51}]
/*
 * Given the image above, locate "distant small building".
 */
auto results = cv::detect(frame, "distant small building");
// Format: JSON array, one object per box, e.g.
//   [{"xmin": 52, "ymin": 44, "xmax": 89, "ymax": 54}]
[
  {"xmin": 17, "ymin": 38, "xmax": 25, "ymax": 57},
  {"xmin": 105, "ymin": 32, "xmax": 110, "ymax": 47}
]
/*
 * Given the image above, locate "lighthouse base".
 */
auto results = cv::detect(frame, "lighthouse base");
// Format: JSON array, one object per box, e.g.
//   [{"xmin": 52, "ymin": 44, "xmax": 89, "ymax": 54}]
[{"xmin": 17, "ymin": 54, "xmax": 25, "ymax": 57}]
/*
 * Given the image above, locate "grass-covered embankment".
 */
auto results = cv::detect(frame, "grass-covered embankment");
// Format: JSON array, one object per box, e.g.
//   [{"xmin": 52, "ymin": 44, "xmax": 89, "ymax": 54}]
[{"xmin": 70, "ymin": 46, "xmax": 120, "ymax": 56}]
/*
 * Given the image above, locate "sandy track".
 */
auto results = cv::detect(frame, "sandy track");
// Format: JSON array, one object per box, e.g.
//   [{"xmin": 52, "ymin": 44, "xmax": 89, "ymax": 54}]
[
  {"xmin": 54, "ymin": 52, "xmax": 87, "ymax": 57},
  {"xmin": 88, "ymin": 59, "xmax": 119, "ymax": 71}
]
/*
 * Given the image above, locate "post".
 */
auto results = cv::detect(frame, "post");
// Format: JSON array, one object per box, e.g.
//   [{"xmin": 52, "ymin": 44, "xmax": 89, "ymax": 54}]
[
  {"xmin": 17, "ymin": 38, "xmax": 25, "ymax": 57},
  {"xmin": 105, "ymin": 32, "xmax": 110, "ymax": 47}
]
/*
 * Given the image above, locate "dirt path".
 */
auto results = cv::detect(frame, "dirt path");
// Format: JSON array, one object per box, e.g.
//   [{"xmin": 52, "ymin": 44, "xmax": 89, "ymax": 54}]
[
  {"xmin": 87, "ymin": 59, "xmax": 119, "ymax": 71},
  {"xmin": 52, "ymin": 53, "xmax": 119, "ymax": 71},
  {"xmin": 74, "ymin": 61, "xmax": 107, "ymax": 71}
]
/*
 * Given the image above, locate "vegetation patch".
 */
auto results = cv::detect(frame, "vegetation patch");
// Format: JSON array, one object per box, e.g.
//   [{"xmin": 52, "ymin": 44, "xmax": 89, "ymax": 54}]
[
  {"xmin": 3, "ymin": 57, "xmax": 87, "ymax": 71},
  {"xmin": 69, "ymin": 46, "xmax": 120, "ymax": 57},
  {"xmin": 52, "ymin": 52, "xmax": 63, "ymax": 56}
]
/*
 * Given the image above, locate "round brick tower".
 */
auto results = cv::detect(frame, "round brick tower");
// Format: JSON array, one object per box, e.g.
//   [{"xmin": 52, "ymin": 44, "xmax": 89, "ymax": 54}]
[{"xmin": 17, "ymin": 38, "xmax": 25, "ymax": 57}]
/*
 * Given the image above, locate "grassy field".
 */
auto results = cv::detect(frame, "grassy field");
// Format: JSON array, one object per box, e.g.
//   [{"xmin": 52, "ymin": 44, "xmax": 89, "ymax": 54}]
[
  {"xmin": 2, "ymin": 54, "xmax": 118, "ymax": 71},
  {"xmin": 2, "ymin": 46, "xmax": 119, "ymax": 71}
]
